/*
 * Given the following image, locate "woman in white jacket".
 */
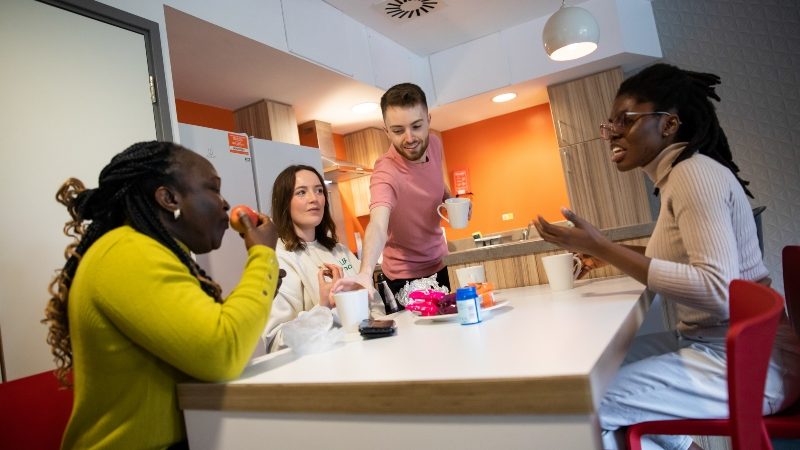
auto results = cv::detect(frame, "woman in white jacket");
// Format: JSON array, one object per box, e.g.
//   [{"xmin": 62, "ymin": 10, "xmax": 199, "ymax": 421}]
[{"xmin": 263, "ymin": 165, "xmax": 383, "ymax": 352}]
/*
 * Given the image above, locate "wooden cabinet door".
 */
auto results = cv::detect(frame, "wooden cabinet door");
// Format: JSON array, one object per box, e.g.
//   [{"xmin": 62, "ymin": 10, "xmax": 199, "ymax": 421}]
[
  {"xmin": 548, "ymin": 68, "xmax": 622, "ymax": 147},
  {"xmin": 343, "ymin": 128, "xmax": 389, "ymax": 217},
  {"xmin": 560, "ymin": 140, "xmax": 652, "ymax": 229}
]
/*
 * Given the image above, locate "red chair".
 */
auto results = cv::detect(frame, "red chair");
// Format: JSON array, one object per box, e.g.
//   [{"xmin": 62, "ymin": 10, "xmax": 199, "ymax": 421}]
[
  {"xmin": 627, "ymin": 280, "xmax": 785, "ymax": 450},
  {"xmin": 0, "ymin": 370, "xmax": 73, "ymax": 450},
  {"xmin": 761, "ymin": 245, "xmax": 800, "ymax": 442}
]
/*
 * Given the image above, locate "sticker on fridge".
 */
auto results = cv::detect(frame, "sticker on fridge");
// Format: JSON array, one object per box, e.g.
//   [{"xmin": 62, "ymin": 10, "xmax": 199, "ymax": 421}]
[{"xmin": 228, "ymin": 133, "xmax": 250, "ymax": 156}]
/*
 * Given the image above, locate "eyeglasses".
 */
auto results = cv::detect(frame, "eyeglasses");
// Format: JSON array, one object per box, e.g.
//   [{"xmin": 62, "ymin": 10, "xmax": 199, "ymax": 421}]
[{"xmin": 599, "ymin": 111, "xmax": 674, "ymax": 140}]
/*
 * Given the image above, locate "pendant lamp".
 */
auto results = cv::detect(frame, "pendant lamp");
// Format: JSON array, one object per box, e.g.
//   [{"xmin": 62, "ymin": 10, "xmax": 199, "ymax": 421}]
[{"xmin": 542, "ymin": 0, "xmax": 599, "ymax": 61}]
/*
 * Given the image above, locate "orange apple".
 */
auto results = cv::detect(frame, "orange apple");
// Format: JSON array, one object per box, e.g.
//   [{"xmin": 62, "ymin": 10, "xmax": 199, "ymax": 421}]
[{"xmin": 229, "ymin": 205, "xmax": 259, "ymax": 233}]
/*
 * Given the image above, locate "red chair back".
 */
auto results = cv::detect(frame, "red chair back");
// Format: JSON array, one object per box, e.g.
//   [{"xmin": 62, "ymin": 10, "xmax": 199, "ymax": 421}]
[
  {"xmin": 727, "ymin": 280, "xmax": 785, "ymax": 449},
  {"xmin": 0, "ymin": 370, "xmax": 73, "ymax": 450},
  {"xmin": 783, "ymin": 245, "xmax": 800, "ymax": 335},
  {"xmin": 760, "ymin": 245, "xmax": 800, "ymax": 440},
  {"xmin": 627, "ymin": 280, "xmax": 785, "ymax": 450}
]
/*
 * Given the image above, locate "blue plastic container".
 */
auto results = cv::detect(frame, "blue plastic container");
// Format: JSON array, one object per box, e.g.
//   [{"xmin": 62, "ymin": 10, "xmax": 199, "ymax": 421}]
[{"xmin": 455, "ymin": 286, "xmax": 482, "ymax": 325}]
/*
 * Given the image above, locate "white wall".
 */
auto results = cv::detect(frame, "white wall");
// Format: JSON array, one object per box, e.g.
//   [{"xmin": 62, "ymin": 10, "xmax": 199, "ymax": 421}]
[{"xmin": 650, "ymin": 0, "xmax": 800, "ymax": 294}]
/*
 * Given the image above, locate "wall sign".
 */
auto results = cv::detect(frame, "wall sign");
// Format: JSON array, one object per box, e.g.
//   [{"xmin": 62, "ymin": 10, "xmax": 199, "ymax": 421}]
[{"xmin": 452, "ymin": 169, "xmax": 470, "ymax": 195}]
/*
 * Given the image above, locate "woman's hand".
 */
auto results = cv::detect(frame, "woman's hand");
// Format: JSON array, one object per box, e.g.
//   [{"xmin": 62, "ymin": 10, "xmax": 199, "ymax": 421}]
[
  {"xmin": 238, "ymin": 212, "xmax": 279, "ymax": 250},
  {"xmin": 533, "ymin": 207, "xmax": 610, "ymax": 256},
  {"xmin": 318, "ymin": 263, "xmax": 343, "ymax": 308},
  {"xmin": 331, "ymin": 272, "xmax": 375, "ymax": 305}
]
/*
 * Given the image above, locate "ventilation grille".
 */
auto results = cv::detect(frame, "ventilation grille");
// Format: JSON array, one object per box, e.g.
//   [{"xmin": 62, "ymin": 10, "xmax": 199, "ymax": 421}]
[{"xmin": 384, "ymin": 0, "xmax": 439, "ymax": 20}]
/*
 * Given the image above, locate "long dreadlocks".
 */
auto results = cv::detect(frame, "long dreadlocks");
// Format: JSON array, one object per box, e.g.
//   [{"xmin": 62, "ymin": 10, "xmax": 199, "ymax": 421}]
[
  {"xmin": 43, "ymin": 141, "xmax": 222, "ymax": 385},
  {"xmin": 618, "ymin": 63, "xmax": 753, "ymax": 197}
]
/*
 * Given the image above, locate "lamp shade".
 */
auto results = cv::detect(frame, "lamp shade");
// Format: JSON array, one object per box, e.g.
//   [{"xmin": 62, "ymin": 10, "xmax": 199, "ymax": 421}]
[{"xmin": 542, "ymin": 5, "xmax": 599, "ymax": 61}]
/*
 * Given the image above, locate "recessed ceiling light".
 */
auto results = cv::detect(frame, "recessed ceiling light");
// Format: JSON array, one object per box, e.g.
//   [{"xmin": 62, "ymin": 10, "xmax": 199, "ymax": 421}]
[
  {"xmin": 352, "ymin": 102, "xmax": 380, "ymax": 114},
  {"xmin": 492, "ymin": 92, "xmax": 517, "ymax": 103}
]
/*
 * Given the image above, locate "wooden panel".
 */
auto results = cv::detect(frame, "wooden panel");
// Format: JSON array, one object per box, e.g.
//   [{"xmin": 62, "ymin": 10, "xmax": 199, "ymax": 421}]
[
  {"xmin": 448, "ymin": 237, "xmax": 649, "ymax": 290},
  {"xmin": 547, "ymin": 68, "xmax": 622, "ymax": 146},
  {"xmin": 233, "ymin": 100, "xmax": 270, "ymax": 140},
  {"xmin": 343, "ymin": 128, "xmax": 389, "ymax": 217},
  {"xmin": 298, "ymin": 120, "xmax": 334, "ymax": 158},
  {"xmin": 266, "ymin": 100, "xmax": 300, "ymax": 144},
  {"xmin": 561, "ymin": 140, "xmax": 652, "ymax": 229},
  {"xmin": 178, "ymin": 375, "xmax": 595, "ymax": 414},
  {"xmin": 234, "ymin": 99, "xmax": 299, "ymax": 144}
]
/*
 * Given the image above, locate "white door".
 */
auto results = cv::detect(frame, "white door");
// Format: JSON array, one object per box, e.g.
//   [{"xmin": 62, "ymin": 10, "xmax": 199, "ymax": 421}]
[{"xmin": 0, "ymin": 0, "xmax": 158, "ymax": 380}]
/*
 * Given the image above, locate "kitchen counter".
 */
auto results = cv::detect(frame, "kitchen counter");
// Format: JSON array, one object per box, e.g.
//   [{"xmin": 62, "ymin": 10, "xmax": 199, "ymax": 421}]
[
  {"xmin": 444, "ymin": 222, "xmax": 655, "ymax": 289},
  {"xmin": 445, "ymin": 222, "xmax": 654, "ymax": 266}
]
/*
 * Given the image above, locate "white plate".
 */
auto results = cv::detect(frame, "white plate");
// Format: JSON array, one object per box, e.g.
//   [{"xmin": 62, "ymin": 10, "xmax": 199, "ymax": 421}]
[{"xmin": 412, "ymin": 299, "xmax": 511, "ymax": 322}]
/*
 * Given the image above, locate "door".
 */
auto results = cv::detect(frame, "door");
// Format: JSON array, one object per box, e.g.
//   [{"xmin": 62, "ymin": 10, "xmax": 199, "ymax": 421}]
[{"xmin": 0, "ymin": 0, "xmax": 168, "ymax": 380}]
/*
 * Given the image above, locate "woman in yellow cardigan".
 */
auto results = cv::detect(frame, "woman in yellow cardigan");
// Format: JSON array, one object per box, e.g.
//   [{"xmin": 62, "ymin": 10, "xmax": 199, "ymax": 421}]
[{"xmin": 43, "ymin": 141, "xmax": 281, "ymax": 449}]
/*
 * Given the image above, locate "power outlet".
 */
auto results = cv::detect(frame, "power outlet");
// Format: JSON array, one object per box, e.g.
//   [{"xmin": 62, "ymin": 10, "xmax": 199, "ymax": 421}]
[{"xmin": 501, "ymin": 212, "xmax": 514, "ymax": 221}]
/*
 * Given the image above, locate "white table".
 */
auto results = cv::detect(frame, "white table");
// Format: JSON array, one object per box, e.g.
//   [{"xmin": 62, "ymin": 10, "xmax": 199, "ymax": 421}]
[{"xmin": 179, "ymin": 276, "xmax": 646, "ymax": 450}]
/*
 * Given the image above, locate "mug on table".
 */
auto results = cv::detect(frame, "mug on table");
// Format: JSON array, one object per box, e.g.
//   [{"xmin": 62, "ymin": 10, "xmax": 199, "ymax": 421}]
[{"xmin": 541, "ymin": 253, "xmax": 583, "ymax": 291}]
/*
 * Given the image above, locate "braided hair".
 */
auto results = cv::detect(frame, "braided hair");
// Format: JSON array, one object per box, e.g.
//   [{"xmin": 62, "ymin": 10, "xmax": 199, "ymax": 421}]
[
  {"xmin": 617, "ymin": 63, "xmax": 752, "ymax": 197},
  {"xmin": 43, "ymin": 141, "xmax": 223, "ymax": 385}
]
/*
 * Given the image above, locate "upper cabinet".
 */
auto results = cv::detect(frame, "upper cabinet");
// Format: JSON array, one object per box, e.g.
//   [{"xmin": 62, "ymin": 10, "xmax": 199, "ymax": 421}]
[
  {"xmin": 343, "ymin": 127, "xmax": 389, "ymax": 217},
  {"xmin": 548, "ymin": 68, "xmax": 621, "ymax": 147},
  {"xmin": 548, "ymin": 68, "xmax": 651, "ymax": 229},
  {"xmin": 234, "ymin": 99, "xmax": 300, "ymax": 145}
]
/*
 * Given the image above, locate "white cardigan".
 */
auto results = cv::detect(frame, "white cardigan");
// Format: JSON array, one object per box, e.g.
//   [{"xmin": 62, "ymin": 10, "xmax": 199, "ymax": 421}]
[{"xmin": 263, "ymin": 239, "xmax": 384, "ymax": 352}]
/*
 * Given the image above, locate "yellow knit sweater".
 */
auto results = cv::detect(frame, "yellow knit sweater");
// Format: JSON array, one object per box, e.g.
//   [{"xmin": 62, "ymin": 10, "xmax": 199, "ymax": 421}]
[{"xmin": 61, "ymin": 225, "xmax": 278, "ymax": 449}]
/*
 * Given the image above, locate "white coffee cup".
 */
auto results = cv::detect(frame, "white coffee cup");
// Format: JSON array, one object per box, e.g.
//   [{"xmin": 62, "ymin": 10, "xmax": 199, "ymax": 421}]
[
  {"xmin": 437, "ymin": 198, "xmax": 471, "ymax": 229},
  {"xmin": 456, "ymin": 265, "xmax": 486, "ymax": 287},
  {"xmin": 333, "ymin": 289, "xmax": 370, "ymax": 332},
  {"xmin": 541, "ymin": 253, "xmax": 583, "ymax": 291}
]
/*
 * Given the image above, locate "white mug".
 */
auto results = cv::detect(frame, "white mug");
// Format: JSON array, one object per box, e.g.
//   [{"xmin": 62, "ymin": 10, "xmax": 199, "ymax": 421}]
[
  {"xmin": 456, "ymin": 265, "xmax": 486, "ymax": 287},
  {"xmin": 437, "ymin": 198, "xmax": 470, "ymax": 229},
  {"xmin": 541, "ymin": 253, "xmax": 583, "ymax": 291},
  {"xmin": 333, "ymin": 289, "xmax": 370, "ymax": 332}
]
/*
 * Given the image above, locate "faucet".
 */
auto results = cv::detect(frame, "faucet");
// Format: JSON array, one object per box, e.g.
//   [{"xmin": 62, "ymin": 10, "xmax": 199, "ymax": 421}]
[{"xmin": 522, "ymin": 220, "xmax": 533, "ymax": 241}]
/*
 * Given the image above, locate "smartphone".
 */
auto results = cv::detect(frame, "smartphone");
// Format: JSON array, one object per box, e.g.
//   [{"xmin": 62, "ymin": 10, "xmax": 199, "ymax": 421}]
[{"xmin": 358, "ymin": 319, "xmax": 397, "ymax": 338}]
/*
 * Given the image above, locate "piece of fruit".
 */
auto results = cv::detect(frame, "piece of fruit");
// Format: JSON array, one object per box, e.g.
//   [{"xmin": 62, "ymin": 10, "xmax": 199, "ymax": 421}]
[{"xmin": 230, "ymin": 205, "xmax": 258, "ymax": 233}]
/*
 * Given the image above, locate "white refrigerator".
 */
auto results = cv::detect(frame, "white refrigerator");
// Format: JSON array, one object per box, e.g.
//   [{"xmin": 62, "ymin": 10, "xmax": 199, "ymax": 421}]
[{"xmin": 178, "ymin": 123, "xmax": 323, "ymax": 297}]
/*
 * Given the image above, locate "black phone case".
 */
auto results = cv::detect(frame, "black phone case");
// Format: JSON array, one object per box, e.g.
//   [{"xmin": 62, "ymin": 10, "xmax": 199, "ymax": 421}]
[{"xmin": 359, "ymin": 319, "xmax": 397, "ymax": 338}]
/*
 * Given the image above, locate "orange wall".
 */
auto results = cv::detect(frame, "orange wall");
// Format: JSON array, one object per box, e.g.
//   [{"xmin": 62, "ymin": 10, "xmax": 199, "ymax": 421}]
[
  {"xmin": 441, "ymin": 103, "xmax": 569, "ymax": 240},
  {"xmin": 175, "ymin": 99, "xmax": 235, "ymax": 131}
]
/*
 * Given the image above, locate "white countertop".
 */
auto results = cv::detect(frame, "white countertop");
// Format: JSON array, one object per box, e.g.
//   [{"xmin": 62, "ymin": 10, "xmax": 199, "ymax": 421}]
[{"xmin": 179, "ymin": 276, "xmax": 646, "ymax": 414}]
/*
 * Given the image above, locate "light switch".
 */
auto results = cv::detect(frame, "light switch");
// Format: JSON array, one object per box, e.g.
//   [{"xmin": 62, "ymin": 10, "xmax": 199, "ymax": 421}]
[{"xmin": 502, "ymin": 213, "xmax": 514, "ymax": 221}]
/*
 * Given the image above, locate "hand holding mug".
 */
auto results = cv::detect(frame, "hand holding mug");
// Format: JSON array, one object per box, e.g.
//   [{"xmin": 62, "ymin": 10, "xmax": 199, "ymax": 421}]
[{"xmin": 437, "ymin": 198, "xmax": 471, "ymax": 229}]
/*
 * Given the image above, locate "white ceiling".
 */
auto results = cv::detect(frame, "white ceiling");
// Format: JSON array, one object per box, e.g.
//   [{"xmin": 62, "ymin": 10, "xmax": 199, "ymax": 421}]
[
  {"xmin": 321, "ymin": 0, "xmax": 579, "ymax": 56},
  {"xmin": 165, "ymin": 1, "xmax": 591, "ymax": 135}
]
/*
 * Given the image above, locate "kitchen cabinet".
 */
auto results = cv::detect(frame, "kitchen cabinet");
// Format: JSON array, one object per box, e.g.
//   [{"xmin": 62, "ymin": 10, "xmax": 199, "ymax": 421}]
[
  {"xmin": 343, "ymin": 127, "xmax": 389, "ymax": 217},
  {"xmin": 298, "ymin": 120, "xmax": 335, "ymax": 159},
  {"xmin": 234, "ymin": 99, "xmax": 300, "ymax": 145},
  {"xmin": 548, "ymin": 68, "xmax": 651, "ymax": 229}
]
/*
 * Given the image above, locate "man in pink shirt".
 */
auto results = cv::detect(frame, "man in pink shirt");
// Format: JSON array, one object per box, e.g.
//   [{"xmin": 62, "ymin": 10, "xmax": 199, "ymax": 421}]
[{"xmin": 333, "ymin": 83, "xmax": 456, "ymax": 304}]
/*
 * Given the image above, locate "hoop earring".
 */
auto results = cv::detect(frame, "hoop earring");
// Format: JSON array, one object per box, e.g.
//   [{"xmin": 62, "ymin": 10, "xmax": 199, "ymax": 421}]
[{"xmin": 173, "ymin": 209, "xmax": 181, "ymax": 220}]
